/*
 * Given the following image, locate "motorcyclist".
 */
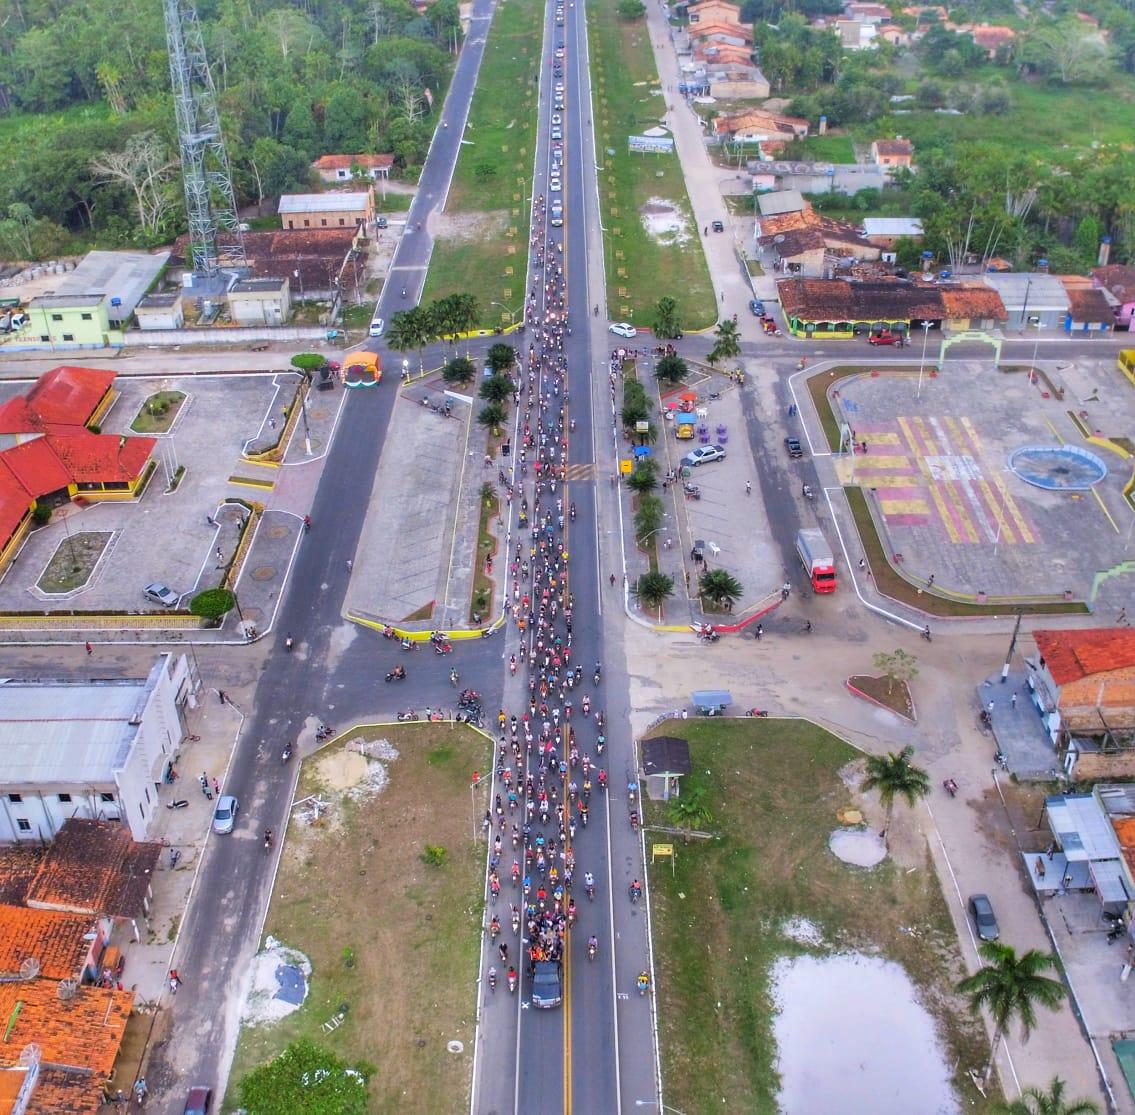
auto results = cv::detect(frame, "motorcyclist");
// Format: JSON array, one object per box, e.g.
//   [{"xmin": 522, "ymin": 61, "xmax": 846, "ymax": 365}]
[
  {"xmin": 587, "ymin": 934, "xmax": 598, "ymax": 957},
  {"xmin": 637, "ymin": 970, "xmax": 650, "ymax": 993},
  {"xmin": 630, "ymin": 878, "xmax": 642, "ymax": 900}
]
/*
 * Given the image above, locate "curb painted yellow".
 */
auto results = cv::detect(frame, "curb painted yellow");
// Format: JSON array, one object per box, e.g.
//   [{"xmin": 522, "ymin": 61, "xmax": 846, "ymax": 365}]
[
  {"xmin": 227, "ymin": 476, "xmax": 275, "ymax": 490},
  {"xmin": 347, "ymin": 611, "xmax": 506, "ymax": 641}
]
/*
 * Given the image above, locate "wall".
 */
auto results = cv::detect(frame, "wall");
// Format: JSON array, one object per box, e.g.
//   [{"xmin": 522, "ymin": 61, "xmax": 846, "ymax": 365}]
[
  {"xmin": 1070, "ymin": 749, "xmax": 1135, "ymax": 781},
  {"xmin": 118, "ymin": 325, "xmax": 326, "ymax": 347}
]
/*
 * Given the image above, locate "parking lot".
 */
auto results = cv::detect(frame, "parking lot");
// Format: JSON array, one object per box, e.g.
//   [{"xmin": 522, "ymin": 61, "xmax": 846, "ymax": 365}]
[{"xmin": 0, "ymin": 372, "xmax": 304, "ymax": 614}]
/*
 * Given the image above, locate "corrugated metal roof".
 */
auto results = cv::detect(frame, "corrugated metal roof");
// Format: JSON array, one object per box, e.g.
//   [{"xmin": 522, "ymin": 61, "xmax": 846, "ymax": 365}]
[
  {"xmin": 278, "ymin": 193, "xmax": 369, "ymax": 214},
  {"xmin": 982, "ymin": 272, "xmax": 1070, "ymax": 311},
  {"xmin": 1047, "ymin": 793, "xmax": 1122, "ymax": 862},
  {"xmin": 0, "ymin": 681, "xmax": 144, "ymax": 783},
  {"xmin": 863, "ymin": 217, "xmax": 923, "ymax": 237}
]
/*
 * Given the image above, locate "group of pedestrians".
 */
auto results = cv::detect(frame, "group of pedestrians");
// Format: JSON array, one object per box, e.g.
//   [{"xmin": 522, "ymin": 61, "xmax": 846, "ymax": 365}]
[{"xmin": 486, "ymin": 177, "xmax": 608, "ymax": 996}]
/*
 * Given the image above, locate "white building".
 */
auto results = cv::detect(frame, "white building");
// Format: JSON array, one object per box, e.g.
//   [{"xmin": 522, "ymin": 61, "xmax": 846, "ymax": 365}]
[{"xmin": 0, "ymin": 653, "xmax": 195, "ymax": 843}]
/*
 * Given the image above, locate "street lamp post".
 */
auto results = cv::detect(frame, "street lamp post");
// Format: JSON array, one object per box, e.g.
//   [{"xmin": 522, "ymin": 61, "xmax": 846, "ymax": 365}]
[
  {"xmin": 490, "ymin": 300, "xmax": 519, "ymax": 326},
  {"xmin": 916, "ymin": 320, "xmax": 932, "ymax": 399},
  {"xmin": 1030, "ymin": 319, "xmax": 1042, "ymax": 383}
]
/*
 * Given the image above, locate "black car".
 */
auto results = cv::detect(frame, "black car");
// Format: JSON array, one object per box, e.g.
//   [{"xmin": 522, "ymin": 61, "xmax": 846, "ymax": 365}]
[
  {"xmin": 711, "ymin": 219, "xmax": 725, "ymax": 232},
  {"xmin": 784, "ymin": 436, "xmax": 803, "ymax": 459},
  {"xmin": 532, "ymin": 960, "xmax": 562, "ymax": 1008},
  {"xmin": 969, "ymin": 894, "xmax": 1000, "ymax": 941}
]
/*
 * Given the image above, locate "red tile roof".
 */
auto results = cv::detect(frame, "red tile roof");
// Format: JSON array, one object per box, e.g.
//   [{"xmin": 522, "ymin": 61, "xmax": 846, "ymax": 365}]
[
  {"xmin": 0, "ymin": 437, "xmax": 73, "ymax": 498},
  {"xmin": 0, "ymin": 981, "xmax": 131, "ymax": 1077},
  {"xmin": 25, "ymin": 819, "xmax": 162, "ymax": 919},
  {"xmin": 313, "ymin": 153, "xmax": 394, "ymax": 172},
  {"xmin": 0, "ymin": 398, "xmax": 45, "ymax": 436},
  {"xmin": 0, "ymin": 848, "xmax": 47, "ymax": 906},
  {"xmin": 0, "ymin": 904, "xmax": 95, "ymax": 981},
  {"xmin": 1092, "ymin": 265, "xmax": 1135, "ymax": 302},
  {"xmin": 0, "ymin": 470, "xmax": 32, "ymax": 545},
  {"xmin": 26, "ymin": 1066, "xmax": 103, "ymax": 1115},
  {"xmin": 24, "ymin": 367, "xmax": 115, "ymax": 428},
  {"xmin": 45, "ymin": 429, "xmax": 155, "ymax": 485},
  {"xmin": 938, "ymin": 284, "xmax": 1008, "ymax": 320},
  {"xmin": 1034, "ymin": 628, "xmax": 1135, "ymax": 685},
  {"xmin": 1064, "ymin": 286, "xmax": 1113, "ymax": 323},
  {"xmin": 874, "ymin": 138, "xmax": 913, "ymax": 156},
  {"xmin": 689, "ymin": 20, "xmax": 752, "ymax": 39},
  {"xmin": 778, "ymin": 277, "xmax": 944, "ymax": 320}
]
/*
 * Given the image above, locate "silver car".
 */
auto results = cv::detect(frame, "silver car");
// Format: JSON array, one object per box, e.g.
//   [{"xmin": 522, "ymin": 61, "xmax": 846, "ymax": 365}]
[
  {"xmin": 212, "ymin": 795, "xmax": 239, "ymax": 835},
  {"xmin": 143, "ymin": 583, "xmax": 180, "ymax": 607}
]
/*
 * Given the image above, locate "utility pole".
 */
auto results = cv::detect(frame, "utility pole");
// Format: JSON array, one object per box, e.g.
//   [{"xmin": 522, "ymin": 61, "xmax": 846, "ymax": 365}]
[{"xmin": 1001, "ymin": 611, "xmax": 1022, "ymax": 683}]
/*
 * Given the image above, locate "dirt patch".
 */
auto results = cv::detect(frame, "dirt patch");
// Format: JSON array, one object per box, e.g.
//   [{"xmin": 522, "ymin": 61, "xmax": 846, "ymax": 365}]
[
  {"xmin": 434, "ymin": 209, "xmax": 511, "ymax": 243},
  {"xmin": 640, "ymin": 197, "xmax": 692, "ymax": 246},
  {"xmin": 848, "ymin": 674, "xmax": 915, "ymax": 720},
  {"xmin": 231, "ymin": 724, "xmax": 490, "ymax": 1114}
]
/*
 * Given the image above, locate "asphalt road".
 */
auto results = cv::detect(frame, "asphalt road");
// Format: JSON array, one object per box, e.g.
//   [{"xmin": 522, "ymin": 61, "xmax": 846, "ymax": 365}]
[{"xmin": 142, "ymin": 0, "xmax": 507, "ymax": 1106}]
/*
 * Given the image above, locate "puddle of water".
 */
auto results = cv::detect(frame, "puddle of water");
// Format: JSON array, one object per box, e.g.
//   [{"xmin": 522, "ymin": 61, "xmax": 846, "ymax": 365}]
[
  {"xmin": 773, "ymin": 953, "xmax": 958, "ymax": 1115},
  {"xmin": 829, "ymin": 827, "xmax": 886, "ymax": 867}
]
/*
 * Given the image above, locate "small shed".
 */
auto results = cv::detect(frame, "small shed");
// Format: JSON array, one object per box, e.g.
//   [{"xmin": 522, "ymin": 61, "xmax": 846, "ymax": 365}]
[
  {"xmin": 640, "ymin": 736, "xmax": 692, "ymax": 801},
  {"xmin": 134, "ymin": 292, "xmax": 184, "ymax": 331},
  {"xmin": 228, "ymin": 277, "xmax": 292, "ymax": 326}
]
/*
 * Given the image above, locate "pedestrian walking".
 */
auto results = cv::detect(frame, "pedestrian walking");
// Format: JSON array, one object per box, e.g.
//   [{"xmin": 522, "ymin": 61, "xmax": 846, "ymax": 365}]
[
  {"xmin": 1119, "ymin": 607, "xmax": 1128, "ymax": 625},
  {"xmin": 987, "ymin": 699, "xmax": 995, "ymax": 714},
  {"xmin": 212, "ymin": 777, "xmax": 219, "ymax": 797},
  {"xmin": 215, "ymin": 546, "xmax": 224, "ymax": 561},
  {"xmin": 1010, "ymin": 693, "xmax": 1017, "ymax": 709},
  {"xmin": 85, "ymin": 641, "xmax": 92, "ymax": 655},
  {"xmin": 755, "ymin": 624, "xmax": 762, "ymax": 640},
  {"xmin": 858, "ymin": 557, "xmax": 866, "ymax": 570},
  {"xmin": 169, "ymin": 969, "xmax": 181, "ymax": 990},
  {"xmin": 745, "ymin": 480, "xmax": 752, "ymax": 496},
  {"xmin": 218, "ymin": 690, "xmax": 228, "ymax": 705},
  {"xmin": 199, "ymin": 773, "xmax": 210, "ymax": 797}
]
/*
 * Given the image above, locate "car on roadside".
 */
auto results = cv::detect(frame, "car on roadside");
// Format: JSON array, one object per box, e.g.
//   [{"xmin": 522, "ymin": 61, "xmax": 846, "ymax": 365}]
[
  {"xmin": 711, "ymin": 219, "xmax": 725, "ymax": 232},
  {"xmin": 969, "ymin": 894, "xmax": 1000, "ymax": 940},
  {"xmin": 183, "ymin": 1086, "xmax": 213, "ymax": 1115},
  {"xmin": 212, "ymin": 795, "xmax": 239, "ymax": 835},
  {"xmin": 376, "ymin": 216, "xmax": 388, "ymax": 229},
  {"xmin": 869, "ymin": 330, "xmax": 901, "ymax": 346},
  {"xmin": 550, "ymin": 178, "xmax": 562, "ymax": 192},
  {"xmin": 748, "ymin": 299, "xmax": 765, "ymax": 316},
  {"xmin": 784, "ymin": 436, "xmax": 803, "ymax": 459},
  {"xmin": 609, "ymin": 322, "xmax": 637, "ymax": 338},
  {"xmin": 143, "ymin": 582, "xmax": 180, "ymax": 607},
  {"xmin": 682, "ymin": 444, "xmax": 726, "ymax": 467},
  {"xmin": 532, "ymin": 960, "xmax": 562, "ymax": 1008},
  {"xmin": 369, "ymin": 315, "xmax": 385, "ymax": 338}
]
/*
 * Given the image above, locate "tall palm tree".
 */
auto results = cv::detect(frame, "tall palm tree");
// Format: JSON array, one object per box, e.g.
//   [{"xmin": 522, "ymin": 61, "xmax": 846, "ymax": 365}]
[
  {"xmin": 626, "ymin": 459, "xmax": 658, "ymax": 494},
  {"xmin": 858, "ymin": 745, "xmax": 929, "ymax": 846},
  {"xmin": 653, "ymin": 295, "xmax": 682, "ymax": 339},
  {"xmin": 633, "ymin": 494, "xmax": 664, "ymax": 542},
  {"xmin": 477, "ymin": 402, "xmax": 506, "ymax": 432},
  {"xmin": 993, "ymin": 1077, "xmax": 1098, "ymax": 1115},
  {"xmin": 709, "ymin": 318, "xmax": 741, "ymax": 365},
  {"xmin": 958, "ymin": 943, "xmax": 1067, "ymax": 1086},
  {"xmin": 698, "ymin": 568, "xmax": 743, "ymax": 610},
  {"xmin": 654, "ymin": 353, "xmax": 689, "ymax": 384},
  {"xmin": 636, "ymin": 571, "xmax": 674, "ymax": 612}
]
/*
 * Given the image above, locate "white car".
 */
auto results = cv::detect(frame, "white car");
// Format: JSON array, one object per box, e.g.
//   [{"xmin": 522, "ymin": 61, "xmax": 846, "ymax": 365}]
[
  {"xmin": 550, "ymin": 179, "xmax": 562, "ymax": 192},
  {"xmin": 552, "ymin": 113, "xmax": 562, "ymax": 125},
  {"xmin": 609, "ymin": 322, "xmax": 637, "ymax": 339},
  {"xmin": 369, "ymin": 316, "xmax": 385, "ymax": 338},
  {"xmin": 551, "ymin": 128, "xmax": 562, "ymax": 141},
  {"xmin": 682, "ymin": 444, "xmax": 727, "ymax": 467}
]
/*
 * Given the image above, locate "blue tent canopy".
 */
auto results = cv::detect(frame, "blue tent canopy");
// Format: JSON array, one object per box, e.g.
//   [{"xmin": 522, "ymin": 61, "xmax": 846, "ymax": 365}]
[
  {"xmin": 692, "ymin": 690, "xmax": 732, "ymax": 710},
  {"xmin": 633, "ymin": 445, "xmax": 653, "ymax": 457}
]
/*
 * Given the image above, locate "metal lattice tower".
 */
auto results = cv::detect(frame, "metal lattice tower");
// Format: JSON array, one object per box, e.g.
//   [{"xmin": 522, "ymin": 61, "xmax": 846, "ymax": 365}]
[{"xmin": 163, "ymin": 0, "xmax": 245, "ymax": 277}]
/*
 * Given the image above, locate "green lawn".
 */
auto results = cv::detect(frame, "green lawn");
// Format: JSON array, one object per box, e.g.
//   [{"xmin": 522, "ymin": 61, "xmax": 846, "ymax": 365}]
[
  {"xmin": 782, "ymin": 134, "xmax": 856, "ymax": 163},
  {"xmin": 229, "ymin": 725, "xmax": 489, "ymax": 1114},
  {"xmin": 647, "ymin": 718, "xmax": 995, "ymax": 1115},
  {"xmin": 424, "ymin": 0, "xmax": 544, "ymax": 325},
  {"xmin": 589, "ymin": 1, "xmax": 716, "ymax": 330}
]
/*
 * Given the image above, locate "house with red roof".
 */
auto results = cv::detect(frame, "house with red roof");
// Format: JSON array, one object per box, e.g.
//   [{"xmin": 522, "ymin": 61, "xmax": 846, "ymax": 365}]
[
  {"xmin": 1029, "ymin": 629, "xmax": 1135, "ymax": 758},
  {"xmin": 312, "ymin": 153, "xmax": 395, "ymax": 184},
  {"xmin": 0, "ymin": 366, "xmax": 154, "ymax": 570}
]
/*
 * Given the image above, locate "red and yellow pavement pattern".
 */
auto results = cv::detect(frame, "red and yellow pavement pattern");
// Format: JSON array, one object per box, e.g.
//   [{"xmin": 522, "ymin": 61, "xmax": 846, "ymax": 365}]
[{"xmin": 854, "ymin": 415, "xmax": 1035, "ymax": 546}]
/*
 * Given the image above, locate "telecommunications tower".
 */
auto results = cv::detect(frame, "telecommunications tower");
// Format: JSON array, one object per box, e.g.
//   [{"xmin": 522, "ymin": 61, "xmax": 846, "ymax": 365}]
[{"xmin": 163, "ymin": 0, "xmax": 246, "ymax": 281}]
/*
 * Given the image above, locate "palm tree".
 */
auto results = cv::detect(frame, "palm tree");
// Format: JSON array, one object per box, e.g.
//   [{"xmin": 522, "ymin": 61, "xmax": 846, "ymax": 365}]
[
  {"xmin": 633, "ymin": 494, "xmax": 664, "ymax": 542},
  {"xmin": 636, "ymin": 570, "xmax": 674, "ymax": 611},
  {"xmin": 487, "ymin": 342, "xmax": 517, "ymax": 373},
  {"xmin": 626, "ymin": 459, "xmax": 658, "ymax": 494},
  {"xmin": 477, "ymin": 402, "xmax": 506, "ymax": 432},
  {"xmin": 709, "ymin": 318, "xmax": 741, "ymax": 365},
  {"xmin": 653, "ymin": 295, "xmax": 682, "ymax": 339},
  {"xmin": 479, "ymin": 375, "xmax": 513, "ymax": 404},
  {"xmin": 993, "ymin": 1077, "xmax": 1098, "ymax": 1115},
  {"xmin": 859, "ymin": 746, "xmax": 929, "ymax": 846},
  {"xmin": 669, "ymin": 786, "xmax": 712, "ymax": 833},
  {"xmin": 384, "ymin": 309, "xmax": 420, "ymax": 362},
  {"xmin": 958, "ymin": 943, "xmax": 1067, "ymax": 1086},
  {"xmin": 654, "ymin": 353, "xmax": 689, "ymax": 384},
  {"xmin": 442, "ymin": 356, "xmax": 476, "ymax": 385},
  {"xmin": 698, "ymin": 568, "xmax": 743, "ymax": 610}
]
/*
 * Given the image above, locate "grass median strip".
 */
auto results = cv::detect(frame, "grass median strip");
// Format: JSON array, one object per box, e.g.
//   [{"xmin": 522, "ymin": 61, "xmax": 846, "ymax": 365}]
[
  {"xmin": 425, "ymin": 0, "xmax": 544, "ymax": 325},
  {"xmin": 646, "ymin": 718, "xmax": 993, "ymax": 1114},
  {"xmin": 230, "ymin": 724, "xmax": 490, "ymax": 1113},
  {"xmin": 589, "ymin": 2, "xmax": 715, "ymax": 329}
]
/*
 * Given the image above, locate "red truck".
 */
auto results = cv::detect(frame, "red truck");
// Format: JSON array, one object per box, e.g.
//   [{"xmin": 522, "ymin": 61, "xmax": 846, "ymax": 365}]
[{"xmin": 796, "ymin": 529, "xmax": 837, "ymax": 593}]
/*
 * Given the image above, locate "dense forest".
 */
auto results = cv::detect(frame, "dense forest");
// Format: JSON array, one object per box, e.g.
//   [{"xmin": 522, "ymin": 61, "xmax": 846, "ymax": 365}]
[{"xmin": 0, "ymin": 0, "xmax": 462, "ymax": 258}]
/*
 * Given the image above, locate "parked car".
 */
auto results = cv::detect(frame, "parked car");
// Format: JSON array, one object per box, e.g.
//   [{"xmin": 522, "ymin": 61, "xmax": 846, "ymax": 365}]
[
  {"xmin": 183, "ymin": 1087, "xmax": 213, "ymax": 1115},
  {"xmin": 784, "ymin": 436, "xmax": 803, "ymax": 459},
  {"xmin": 369, "ymin": 316, "xmax": 385, "ymax": 338},
  {"xmin": 711, "ymin": 219, "xmax": 725, "ymax": 232},
  {"xmin": 376, "ymin": 216, "xmax": 388, "ymax": 229},
  {"xmin": 748, "ymin": 299, "xmax": 765, "ymax": 317},
  {"xmin": 212, "ymin": 796, "xmax": 239, "ymax": 835},
  {"xmin": 969, "ymin": 894, "xmax": 1000, "ymax": 941},
  {"xmin": 609, "ymin": 322, "xmax": 637, "ymax": 338},
  {"xmin": 682, "ymin": 444, "xmax": 726, "ymax": 467},
  {"xmin": 869, "ymin": 330, "xmax": 901, "ymax": 346},
  {"xmin": 143, "ymin": 583, "xmax": 180, "ymax": 607}
]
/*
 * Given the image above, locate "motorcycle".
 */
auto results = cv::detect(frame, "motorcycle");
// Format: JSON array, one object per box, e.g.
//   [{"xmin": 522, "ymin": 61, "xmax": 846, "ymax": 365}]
[
  {"xmin": 166, "ymin": 799, "xmax": 189, "ymax": 810},
  {"xmin": 385, "ymin": 669, "xmax": 406, "ymax": 682},
  {"xmin": 629, "ymin": 810, "xmax": 640, "ymax": 831},
  {"xmin": 588, "ymin": 938, "xmax": 597, "ymax": 961},
  {"xmin": 683, "ymin": 483, "xmax": 701, "ymax": 500},
  {"xmin": 943, "ymin": 778, "xmax": 957, "ymax": 798},
  {"xmin": 995, "ymin": 750, "xmax": 1009, "ymax": 770},
  {"xmin": 511, "ymin": 909, "xmax": 521, "ymax": 934},
  {"xmin": 397, "ymin": 709, "xmax": 420, "ymax": 722},
  {"xmin": 382, "ymin": 625, "xmax": 397, "ymax": 640},
  {"xmin": 921, "ymin": 626, "xmax": 933, "ymax": 642},
  {"xmin": 282, "ymin": 742, "xmax": 293, "ymax": 763},
  {"xmin": 316, "ymin": 724, "xmax": 334, "ymax": 740},
  {"xmin": 285, "ymin": 634, "xmax": 294, "ymax": 651},
  {"xmin": 433, "ymin": 642, "xmax": 453, "ymax": 656},
  {"xmin": 508, "ymin": 969, "xmax": 518, "ymax": 993},
  {"xmin": 629, "ymin": 884, "xmax": 641, "ymax": 905},
  {"xmin": 488, "ymin": 968, "xmax": 497, "ymax": 994},
  {"xmin": 746, "ymin": 708, "xmax": 769, "ymax": 718}
]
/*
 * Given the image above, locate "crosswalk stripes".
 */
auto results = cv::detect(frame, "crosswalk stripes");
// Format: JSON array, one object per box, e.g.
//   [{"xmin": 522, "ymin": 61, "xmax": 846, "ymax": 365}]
[{"xmin": 563, "ymin": 463, "xmax": 595, "ymax": 481}]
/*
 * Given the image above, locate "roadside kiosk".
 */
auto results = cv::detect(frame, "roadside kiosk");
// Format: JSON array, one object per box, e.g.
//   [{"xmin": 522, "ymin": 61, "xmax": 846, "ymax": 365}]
[{"xmin": 691, "ymin": 690, "xmax": 732, "ymax": 716}]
